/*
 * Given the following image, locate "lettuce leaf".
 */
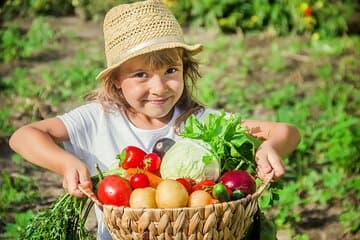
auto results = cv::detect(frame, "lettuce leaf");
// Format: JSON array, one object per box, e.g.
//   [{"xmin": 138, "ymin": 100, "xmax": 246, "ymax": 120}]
[{"xmin": 181, "ymin": 111, "xmax": 262, "ymax": 174}]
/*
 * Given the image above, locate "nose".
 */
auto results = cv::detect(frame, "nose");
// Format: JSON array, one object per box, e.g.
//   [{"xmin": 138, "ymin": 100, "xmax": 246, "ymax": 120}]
[{"xmin": 149, "ymin": 74, "xmax": 168, "ymax": 95}]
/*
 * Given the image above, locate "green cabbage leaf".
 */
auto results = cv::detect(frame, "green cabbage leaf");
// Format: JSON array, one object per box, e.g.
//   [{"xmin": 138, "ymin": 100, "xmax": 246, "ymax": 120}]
[{"xmin": 160, "ymin": 138, "xmax": 220, "ymax": 182}]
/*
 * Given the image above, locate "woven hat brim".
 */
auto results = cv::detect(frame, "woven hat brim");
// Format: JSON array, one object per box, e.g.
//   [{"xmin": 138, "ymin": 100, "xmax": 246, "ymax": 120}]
[{"xmin": 96, "ymin": 42, "xmax": 202, "ymax": 81}]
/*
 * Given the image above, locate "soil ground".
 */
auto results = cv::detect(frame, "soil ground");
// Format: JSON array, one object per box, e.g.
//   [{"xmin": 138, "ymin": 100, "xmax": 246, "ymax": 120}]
[{"xmin": 1, "ymin": 16, "xmax": 359, "ymax": 240}]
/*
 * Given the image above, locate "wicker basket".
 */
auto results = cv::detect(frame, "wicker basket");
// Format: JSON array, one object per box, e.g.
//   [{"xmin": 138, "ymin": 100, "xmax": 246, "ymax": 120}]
[{"xmin": 80, "ymin": 172, "xmax": 273, "ymax": 240}]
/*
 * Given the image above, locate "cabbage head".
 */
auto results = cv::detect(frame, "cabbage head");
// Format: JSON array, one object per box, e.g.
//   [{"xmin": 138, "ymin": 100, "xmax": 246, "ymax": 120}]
[{"xmin": 160, "ymin": 138, "xmax": 220, "ymax": 182}]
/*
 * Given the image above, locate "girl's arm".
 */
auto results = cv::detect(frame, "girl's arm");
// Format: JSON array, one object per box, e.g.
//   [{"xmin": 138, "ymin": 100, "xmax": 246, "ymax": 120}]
[
  {"xmin": 9, "ymin": 118, "xmax": 91, "ymax": 197},
  {"xmin": 241, "ymin": 120, "xmax": 301, "ymax": 180}
]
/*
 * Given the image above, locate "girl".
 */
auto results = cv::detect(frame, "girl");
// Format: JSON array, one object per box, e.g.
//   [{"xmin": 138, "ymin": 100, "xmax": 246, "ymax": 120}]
[{"xmin": 9, "ymin": 0, "xmax": 301, "ymax": 239}]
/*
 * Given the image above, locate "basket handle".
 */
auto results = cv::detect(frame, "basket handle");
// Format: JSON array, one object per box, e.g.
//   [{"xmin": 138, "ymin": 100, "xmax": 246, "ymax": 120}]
[
  {"xmin": 78, "ymin": 185, "xmax": 103, "ymax": 210},
  {"xmin": 252, "ymin": 170, "xmax": 274, "ymax": 199}
]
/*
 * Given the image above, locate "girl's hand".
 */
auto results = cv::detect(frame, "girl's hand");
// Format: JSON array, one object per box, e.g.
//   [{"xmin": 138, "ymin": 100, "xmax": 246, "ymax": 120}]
[
  {"xmin": 255, "ymin": 141, "xmax": 285, "ymax": 180},
  {"xmin": 62, "ymin": 159, "xmax": 92, "ymax": 198}
]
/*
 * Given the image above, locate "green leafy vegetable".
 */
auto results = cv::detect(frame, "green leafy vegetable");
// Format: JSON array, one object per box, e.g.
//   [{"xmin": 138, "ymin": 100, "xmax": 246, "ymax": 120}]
[
  {"xmin": 181, "ymin": 111, "xmax": 262, "ymax": 174},
  {"xmin": 21, "ymin": 193, "xmax": 95, "ymax": 240}
]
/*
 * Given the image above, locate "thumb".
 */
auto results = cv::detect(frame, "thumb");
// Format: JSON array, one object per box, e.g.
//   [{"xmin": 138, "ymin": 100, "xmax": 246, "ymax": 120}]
[
  {"xmin": 67, "ymin": 171, "xmax": 84, "ymax": 198},
  {"xmin": 79, "ymin": 167, "xmax": 92, "ymax": 188}
]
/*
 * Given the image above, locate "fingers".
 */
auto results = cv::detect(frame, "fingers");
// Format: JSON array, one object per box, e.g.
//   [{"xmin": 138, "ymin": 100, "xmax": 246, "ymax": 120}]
[
  {"xmin": 62, "ymin": 166, "xmax": 92, "ymax": 198},
  {"xmin": 255, "ymin": 150, "xmax": 271, "ymax": 180},
  {"xmin": 267, "ymin": 149, "xmax": 285, "ymax": 180},
  {"xmin": 256, "ymin": 146, "xmax": 285, "ymax": 181},
  {"xmin": 67, "ymin": 171, "xmax": 84, "ymax": 197}
]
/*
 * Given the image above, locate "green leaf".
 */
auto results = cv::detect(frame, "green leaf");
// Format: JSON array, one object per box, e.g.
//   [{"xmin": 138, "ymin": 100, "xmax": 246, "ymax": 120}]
[{"xmin": 181, "ymin": 112, "xmax": 262, "ymax": 173}]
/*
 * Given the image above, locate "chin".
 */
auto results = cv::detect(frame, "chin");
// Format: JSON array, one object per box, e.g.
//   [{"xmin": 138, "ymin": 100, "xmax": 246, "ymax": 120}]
[{"xmin": 147, "ymin": 109, "xmax": 173, "ymax": 119}]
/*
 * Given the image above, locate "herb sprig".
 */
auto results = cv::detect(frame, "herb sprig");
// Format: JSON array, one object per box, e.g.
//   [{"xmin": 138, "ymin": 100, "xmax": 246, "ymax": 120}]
[{"xmin": 20, "ymin": 193, "xmax": 95, "ymax": 240}]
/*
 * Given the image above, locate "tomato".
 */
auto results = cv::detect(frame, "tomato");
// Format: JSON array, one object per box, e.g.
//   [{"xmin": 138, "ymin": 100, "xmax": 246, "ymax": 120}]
[
  {"xmin": 140, "ymin": 152, "xmax": 161, "ymax": 172},
  {"xmin": 130, "ymin": 173, "xmax": 150, "ymax": 189},
  {"xmin": 176, "ymin": 177, "xmax": 193, "ymax": 194},
  {"xmin": 97, "ymin": 175, "xmax": 132, "ymax": 206},
  {"xmin": 304, "ymin": 7, "xmax": 312, "ymax": 16},
  {"xmin": 192, "ymin": 179, "xmax": 216, "ymax": 193},
  {"xmin": 117, "ymin": 146, "xmax": 146, "ymax": 169}
]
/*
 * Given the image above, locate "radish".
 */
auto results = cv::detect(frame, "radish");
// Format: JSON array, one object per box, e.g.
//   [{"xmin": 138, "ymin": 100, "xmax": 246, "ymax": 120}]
[{"xmin": 220, "ymin": 170, "xmax": 256, "ymax": 195}]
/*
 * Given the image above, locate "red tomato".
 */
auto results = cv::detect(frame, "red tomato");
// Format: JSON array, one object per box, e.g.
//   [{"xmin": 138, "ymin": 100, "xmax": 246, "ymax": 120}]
[
  {"xmin": 140, "ymin": 152, "xmax": 161, "ymax": 172},
  {"xmin": 192, "ymin": 179, "xmax": 216, "ymax": 193},
  {"xmin": 304, "ymin": 7, "xmax": 312, "ymax": 16},
  {"xmin": 97, "ymin": 175, "xmax": 132, "ymax": 206},
  {"xmin": 117, "ymin": 146, "xmax": 146, "ymax": 169},
  {"xmin": 130, "ymin": 173, "xmax": 150, "ymax": 189},
  {"xmin": 176, "ymin": 177, "xmax": 193, "ymax": 194}
]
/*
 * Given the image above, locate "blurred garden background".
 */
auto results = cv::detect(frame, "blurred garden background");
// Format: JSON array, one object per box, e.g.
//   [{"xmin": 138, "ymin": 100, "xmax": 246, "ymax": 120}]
[{"xmin": 0, "ymin": 0, "xmax": 359, "ymax": 239}]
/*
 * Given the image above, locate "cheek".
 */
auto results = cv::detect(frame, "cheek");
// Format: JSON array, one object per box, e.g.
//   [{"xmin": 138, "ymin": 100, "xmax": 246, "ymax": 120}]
[
  {"xmin": 120, "ymin": 81, "xmax": 146, "ymax": 102},
  {"xmin": 125, "ymin": 88, "xmax": 145, "ymax": 103},
  {"xmin": 169, "ymin": 79, "xmax": 184, "ymax": 94}
]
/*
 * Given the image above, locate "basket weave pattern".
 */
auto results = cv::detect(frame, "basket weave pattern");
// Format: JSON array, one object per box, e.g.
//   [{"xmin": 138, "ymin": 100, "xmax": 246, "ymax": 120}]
[
  {"xmin": 103, "ymin": 195, "xmax": 258, "ymax": 239},
  {"xmin": 80, "ymin": 172, "xmax": 273, "ymax": 240}
]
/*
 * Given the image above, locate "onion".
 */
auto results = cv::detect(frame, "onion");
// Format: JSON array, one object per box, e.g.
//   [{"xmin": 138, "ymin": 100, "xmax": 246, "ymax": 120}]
[{"xmin": 220, "ymin": 170, "xmax": 256, "ymax": 195}]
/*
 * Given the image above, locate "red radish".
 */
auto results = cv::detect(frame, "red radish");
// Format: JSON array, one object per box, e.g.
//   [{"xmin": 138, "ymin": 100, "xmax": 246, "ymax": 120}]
[{"xmin": 220, "ymin": 170, "xmax": 256, "ymax": 195}]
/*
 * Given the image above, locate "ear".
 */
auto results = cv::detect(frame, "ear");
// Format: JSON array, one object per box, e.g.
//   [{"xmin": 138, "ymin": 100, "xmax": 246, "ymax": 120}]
[{"xmin": 114, "ymin": 79, "xmax": 121, "ymax": 89}]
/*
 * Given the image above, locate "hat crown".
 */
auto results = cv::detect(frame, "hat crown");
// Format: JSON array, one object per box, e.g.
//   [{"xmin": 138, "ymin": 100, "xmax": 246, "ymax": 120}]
[{"xmin": 103, "ymin": 0, "xmax": 184, "ymax": 67}]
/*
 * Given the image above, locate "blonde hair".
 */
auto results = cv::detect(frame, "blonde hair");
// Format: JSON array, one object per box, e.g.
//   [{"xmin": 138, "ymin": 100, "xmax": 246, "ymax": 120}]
[{"xmin": 86, "ymin": 48, "xmax": 204, "ymax": 129}]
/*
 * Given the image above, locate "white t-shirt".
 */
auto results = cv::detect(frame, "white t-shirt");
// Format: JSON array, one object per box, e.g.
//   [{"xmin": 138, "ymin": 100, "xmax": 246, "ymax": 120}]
[{"xmin": 58, "ymin": 102, "xmax": 219, "ymax": 240}]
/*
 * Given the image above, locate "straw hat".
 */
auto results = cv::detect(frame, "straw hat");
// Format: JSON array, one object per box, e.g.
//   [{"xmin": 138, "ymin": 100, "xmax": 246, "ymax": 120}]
[{"xmin": 96, "ymin": 0, "xmax": 203, "ymax": 80}]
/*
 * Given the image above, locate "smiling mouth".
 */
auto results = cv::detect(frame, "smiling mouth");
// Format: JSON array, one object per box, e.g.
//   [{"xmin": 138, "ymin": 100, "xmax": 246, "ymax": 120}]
[{"xmin": 147, "ymin": 97, "xmax": 170, "ymax": 104}]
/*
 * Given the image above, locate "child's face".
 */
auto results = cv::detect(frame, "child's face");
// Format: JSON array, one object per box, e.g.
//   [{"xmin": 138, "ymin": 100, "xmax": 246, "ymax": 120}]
[{"xmin": 116, "ymin": 52, "xmax": 184, "ymax": 120}]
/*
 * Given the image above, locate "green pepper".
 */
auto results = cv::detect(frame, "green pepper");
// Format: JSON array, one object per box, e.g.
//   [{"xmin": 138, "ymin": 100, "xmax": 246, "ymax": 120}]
[
  {"xmin": 212, "ymin": 183, "xmax": 231, "ymax": 202},
  {"xmin": 231, "ymin": 189, "xmax": 245, "ymax": 200}
]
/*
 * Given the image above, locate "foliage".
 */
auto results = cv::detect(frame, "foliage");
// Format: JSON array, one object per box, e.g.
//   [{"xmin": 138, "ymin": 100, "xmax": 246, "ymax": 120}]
[
  {"xmin": 0, "ymin": 17, "xmax": 55, "ymax": 62},
  {"xmin": 71, "ymin": 0, "xmax": 134, "ymax": 21},
  {"xmin": 0, "ymin": 210, "xmax": 33, "ymax": 240},
  {"xmin": 0, "ymin": 172, "xmax": 40, "ymax": 214},
  {"xmin": 168, "ymin": 0, "xmax": 358, "ymax": 37},
  {"xmin": 0, "ymin": 171, "xmax": 41, "ymax": 238},
  {"xmin": 0, "ymin": 0, "xmax": 73, "ymax": 22},
  {"xmin": 0, "ymin": 0, "xmax": 130, "ymax": 22},
  {"xmin": 1, "ymin": 1, "xmax": 357, "ymax": 37},
  {"xmin": 20, "ymin": 194, "xmax": 95, "ymax": 240}
]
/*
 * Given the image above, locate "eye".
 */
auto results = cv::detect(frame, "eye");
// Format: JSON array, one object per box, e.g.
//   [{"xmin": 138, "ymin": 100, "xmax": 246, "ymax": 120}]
[
  {"xmin": 166, "ymin": 67, "xmax": 178, "ymax": 74},
  {"xmin": 133, "ymin": 72, "xmax": 148, "ymax": 78}
]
